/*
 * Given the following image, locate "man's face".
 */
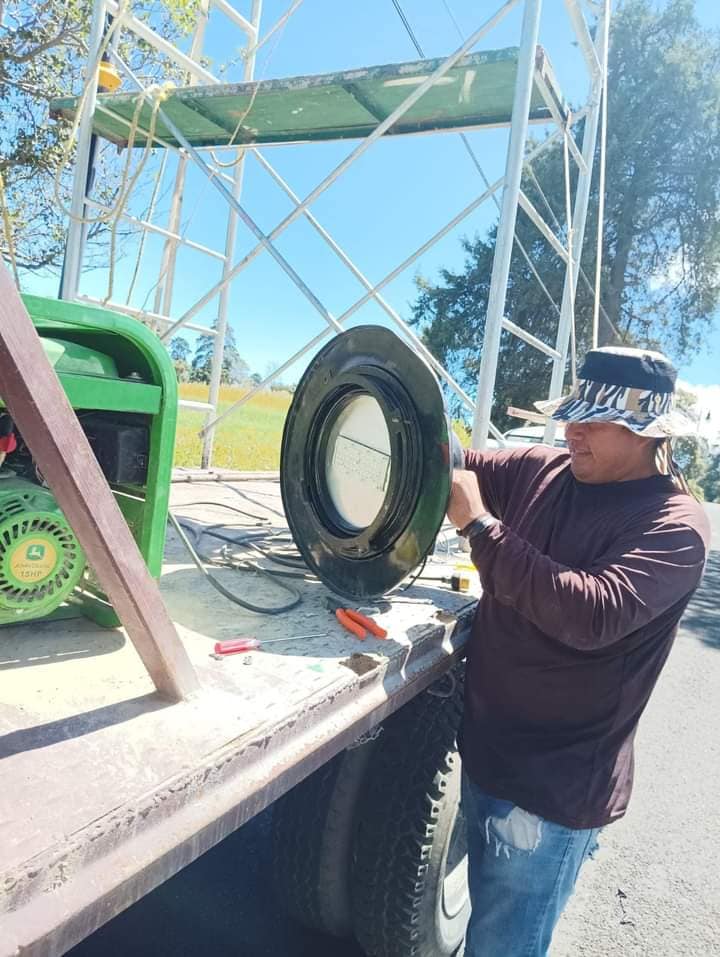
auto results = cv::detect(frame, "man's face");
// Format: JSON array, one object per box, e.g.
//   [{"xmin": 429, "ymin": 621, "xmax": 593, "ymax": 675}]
[{"xmin": 565, "ymin": 421, "xmax": 656, "ymax": 484}]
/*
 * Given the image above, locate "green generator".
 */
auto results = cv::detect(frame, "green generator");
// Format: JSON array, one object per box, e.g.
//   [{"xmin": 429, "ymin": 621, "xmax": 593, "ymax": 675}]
[{"xmin": 0, "ymin": 294, "xmax": 177, "ymax": 628}]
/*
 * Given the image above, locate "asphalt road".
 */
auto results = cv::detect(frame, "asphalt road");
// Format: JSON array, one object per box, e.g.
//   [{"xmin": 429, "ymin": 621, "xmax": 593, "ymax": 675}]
[{"xmin": 67, "ymin": 505, "xmax": 720, "ymax": 957}]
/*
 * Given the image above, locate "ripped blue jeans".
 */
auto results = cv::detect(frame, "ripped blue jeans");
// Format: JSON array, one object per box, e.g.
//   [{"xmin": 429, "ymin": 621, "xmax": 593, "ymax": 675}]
[{"xmin": 462, "ymin": 772, "xmax": 601, "ymax": 957}]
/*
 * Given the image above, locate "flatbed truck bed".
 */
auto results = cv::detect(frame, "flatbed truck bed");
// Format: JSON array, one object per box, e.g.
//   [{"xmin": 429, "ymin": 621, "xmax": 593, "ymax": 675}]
[{"xmin": 1, "ymin": 476, "xmax": 474, "ymax": 957}]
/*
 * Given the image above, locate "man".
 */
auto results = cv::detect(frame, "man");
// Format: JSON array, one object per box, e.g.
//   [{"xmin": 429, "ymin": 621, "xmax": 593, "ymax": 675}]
[{"xmin": 447, "ymin": 346, "xmax": 710, "ymax": 956}]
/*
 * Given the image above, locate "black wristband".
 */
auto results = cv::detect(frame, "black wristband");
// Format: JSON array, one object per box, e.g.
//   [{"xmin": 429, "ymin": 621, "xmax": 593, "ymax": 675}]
[{"xmin": 460, "ymin": 514, "xmax": 498, "ymax": 540}]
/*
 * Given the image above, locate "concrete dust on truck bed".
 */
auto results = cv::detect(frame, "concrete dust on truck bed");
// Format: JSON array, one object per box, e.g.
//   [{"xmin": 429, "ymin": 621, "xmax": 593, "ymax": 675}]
[{"xmin": 0, "ymin": 477, "xmax": 474, "ymax": 957}]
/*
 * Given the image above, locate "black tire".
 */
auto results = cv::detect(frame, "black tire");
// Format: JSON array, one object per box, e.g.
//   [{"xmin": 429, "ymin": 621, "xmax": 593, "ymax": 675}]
[
  {"xmin": 351, "ymin": 668, "xmax": 469, "ymax": 957},
  {"xmin": 272, "ymin": 738, "xmax": 379, "ymax": 937}
]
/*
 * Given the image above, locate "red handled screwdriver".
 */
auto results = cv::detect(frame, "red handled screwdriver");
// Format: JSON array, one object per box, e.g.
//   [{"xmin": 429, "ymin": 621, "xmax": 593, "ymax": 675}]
[{"xmin": 214, "ymin": 633, "xmax": 327, "ymax": 655}]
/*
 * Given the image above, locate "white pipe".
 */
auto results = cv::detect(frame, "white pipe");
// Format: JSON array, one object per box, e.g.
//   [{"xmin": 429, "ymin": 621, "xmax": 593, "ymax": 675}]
[
  {"xmin": 105, "ymin": 0, "xmax": 218, "ymax": 83},
  {"xmin": 202, "ymin": 0, "xmax": 263, "ymax": 469},
  {"xmin": 83, "ymin": 199, "xmax": 226, "ymax": 260},
  {"xmin": 79, "ymin": 296, "xmax": 218, "ymax": 337},
  {"xmin": 564, "ymin": 0, "xmax": 602, "ymax": 76},
  {"xmin": 210, "ymin": 0, "xmax": 257, "ymax": 38},
  {"xmin": 518, "ymin": 190, "xmax": 569, "ymax": 262},
  {"xmin": 60, "ymin": 0, "xmax": 107, "ymax": 300},
  {"xmin": 543, "ymin": 2, "xmax": 611, "ymax": 443},
  {"xmin": 196, "ymin": 127, "xmax": 568, "ymax": 435},
  {"xmin": 163, "ymin": 0, "xmax": 521, "ymax": 339},
  {"xmin": 533, "ymin": 68, "xmax": 587, "ymax": 173},
  {"xmin": 471, "ymin": 0, "xmax": 543, "ymax": 449},
  {"xmin": 501, "ymin": 317, "xmax": 561, "ymax": 359}
]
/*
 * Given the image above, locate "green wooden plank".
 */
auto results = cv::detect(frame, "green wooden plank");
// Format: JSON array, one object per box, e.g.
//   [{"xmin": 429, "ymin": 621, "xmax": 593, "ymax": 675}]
[{"xmin": 51, "ymin": 47, "xmax": 564, "ymax": 149}]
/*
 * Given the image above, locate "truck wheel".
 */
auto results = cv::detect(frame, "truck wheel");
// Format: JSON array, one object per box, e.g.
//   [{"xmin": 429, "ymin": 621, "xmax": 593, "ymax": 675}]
[
  {"xmin": 271, "ymin": 738, "xmax": 378, "ymax": 937},
  {"xmin": 351, "ymin": 669, "xmax": 469, "ymax": 957}
]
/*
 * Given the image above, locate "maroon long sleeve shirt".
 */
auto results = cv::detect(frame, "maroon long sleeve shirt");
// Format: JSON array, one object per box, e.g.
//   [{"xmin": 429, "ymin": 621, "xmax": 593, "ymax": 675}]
[{"xmin": 460, "ymin": 445, "xmax": 709, "ymax": 829}]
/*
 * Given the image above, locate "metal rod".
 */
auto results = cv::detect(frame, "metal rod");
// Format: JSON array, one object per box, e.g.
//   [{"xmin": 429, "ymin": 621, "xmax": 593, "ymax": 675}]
[
  {"xmin": 202, "ymin": 0, "xmax": 263, "ymax": 469},
  {"xmin": 105, "ymin": 0, "xmax": 218, "ymax": 83},
  {"xmin": 163, "ymin": 0, "xmax": 521, "ymax": 339},
  {"xmin": 518, "ymin": 190, "xmax": 569, "ymax": 262},
  {"xmin": 153, "ymin": 2, "xmax": 211, "ymax": 323},
  {"xmin": 242, "ymin": 0, "xmax": 305, "ymax": 59},
  {"xmin": 179, "ymin": 400, "xmax": 215, "ymax": 411},
  {"xmin": 592, "ymin": 0, "xmax": 611, "ymax": 349},
  {"xmin": 543, "ymin": 2, "xmax": 610, "ymax": 443},
  {"xmin": 250, "ymin": 150, "xmax": 478, "ymax": 415},
  {"xmin": 152, "ymin": 110, "xmax": 345, "ymax": 342},
  {"xmin": 198, "ymin": 128, "xmax": 568, "ymax": 435},
  {"xmin": 78, "ymin": 296, "xmax": 218, "ymax": 337},
  {"xmin": 60, "ymin": 0, "xmax": 107, "ymax": 300},
  {"xmin": 471, "ymin": 0, "xmax": 543, "ymax": 449},
  {"xmin": 533, "ymin": 69, "xmax": 587, "ymax": 173},
  {"xmin": 210, "ymin": 0, "xmax": 257, "ymax": 37},
  {"xmin": 83, "ymin": 199, "xmax": 226, "ymax": 261},
  {"xmin": 563, "ymin": 0, "xmax": 602, "ymax": 76},
  {"xmin": 501, "ymin": 317, "xmax": 561, "ymax": 359}
]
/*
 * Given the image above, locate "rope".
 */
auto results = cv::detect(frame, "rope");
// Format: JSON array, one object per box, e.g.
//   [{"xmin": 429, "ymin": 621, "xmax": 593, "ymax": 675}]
[
  {"xmin": 126, "ymin": 150, "xmax": 168, "ymax": 305},
  {"xmin": 104, "ymin": 81, "xmax": 174, "ymax": 302},
  {"xmin": 53, "ymin": 0, "xmax": 132, "ymax": 226},
  {"xmin": 209, "ymin": 0, "xmax": 304, "ymax": 170},
  {"xmin": 0, "ymin": 169, "xmax": 20, "ymax": 286}
]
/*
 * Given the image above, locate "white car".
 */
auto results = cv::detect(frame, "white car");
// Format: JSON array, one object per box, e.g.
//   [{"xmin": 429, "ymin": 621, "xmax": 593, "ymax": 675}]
[{"xmin": 486, "ymin": 424, "xmax": 567, "ymax": 450}]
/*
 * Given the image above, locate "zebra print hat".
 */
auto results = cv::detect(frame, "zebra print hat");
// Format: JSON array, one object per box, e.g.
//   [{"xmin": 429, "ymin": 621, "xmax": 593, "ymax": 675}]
[{"xmin": 535, "ymin": 347, "xmax": 695, "ymax": 437}]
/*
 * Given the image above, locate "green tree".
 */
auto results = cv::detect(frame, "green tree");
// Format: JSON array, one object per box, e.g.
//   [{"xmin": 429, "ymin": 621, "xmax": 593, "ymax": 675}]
[
  {"xmin": 412, "ymin": 0, "xmax": 720, "ymax": 431},
  {"xmin": 703, "ymin": 453, "xmax": 720, "ymax": 502},
  {"xmin": 0, "ymin": 0, "xmax": 199, "ymax": 276},
  {"xmin": 673, "ymin": 389, "xmax": 708, "ymax": 498},
  {"xmin": 191, "ymin": 319, "xmax": 248, "ymax": 385},
  {"xmin": 169, "ymin": 336, "xmax": 190, "ymax": 362}
]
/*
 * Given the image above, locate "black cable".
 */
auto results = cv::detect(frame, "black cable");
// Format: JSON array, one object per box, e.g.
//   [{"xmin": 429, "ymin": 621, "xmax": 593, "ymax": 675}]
[
  {"xmin": 399, "ymin": 554, "xmax": 429, "ymax": 592},
  {"xmin": 176, "ymin": 499, "xmax": 270, "ymax": 525},
  {"xmin": 390, "ymin": 0, "xmax": 424, "ymax": 56},
  {"xmin": 169, "ymin": 513, "xmax": 301, "ymax": 615}
]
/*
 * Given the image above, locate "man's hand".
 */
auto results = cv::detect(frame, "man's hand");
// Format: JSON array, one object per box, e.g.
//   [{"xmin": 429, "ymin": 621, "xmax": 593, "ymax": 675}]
[{"xmin": 447, "ymin": 469, "xmax": 487, "ymax": 531}]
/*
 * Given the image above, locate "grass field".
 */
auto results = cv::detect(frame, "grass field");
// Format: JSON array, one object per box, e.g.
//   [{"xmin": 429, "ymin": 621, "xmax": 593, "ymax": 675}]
[
  {"xmin": 175, "ymin": 382, "xmax": 471, "ymax": 471},
  {"xmin": 175, "ymin": 383, "xmax": 292, "ymax": 470}
]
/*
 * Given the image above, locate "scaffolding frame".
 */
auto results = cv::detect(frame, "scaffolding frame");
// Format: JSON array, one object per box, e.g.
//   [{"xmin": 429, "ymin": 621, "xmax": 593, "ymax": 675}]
[{"xmin": 60, "ymin": 0, "xmax": 611, "ymax": 463}]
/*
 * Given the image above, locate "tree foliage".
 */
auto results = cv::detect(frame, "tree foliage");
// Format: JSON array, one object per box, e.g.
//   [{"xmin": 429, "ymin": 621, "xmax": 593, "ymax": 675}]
[
  {"xmin": 191, "ymin": 319, "xmax": 249, "ymax": 385},
  {"xmin": 0, "ymin": 0, "xmax": 197, "ymax": 276},
  {"xmin": 412, "ymin": 0, "xmax": 720, "ymax": 432}
]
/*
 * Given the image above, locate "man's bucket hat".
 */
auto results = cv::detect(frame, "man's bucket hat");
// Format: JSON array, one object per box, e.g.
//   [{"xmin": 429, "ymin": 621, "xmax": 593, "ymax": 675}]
[{"xmin": 535, "ymin": 346, "xmax": 695, "ymax": 438}]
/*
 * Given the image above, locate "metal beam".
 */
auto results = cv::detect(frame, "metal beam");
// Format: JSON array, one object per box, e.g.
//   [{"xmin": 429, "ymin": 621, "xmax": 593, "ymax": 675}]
[
  {"xmin": 202, "ymin": 0, "xmax": 263, "ymax": 469},
  {"xmin": 60, "ymin": 0, "xmax": 106, "ymax": 301},
  {"xmin": 501, "ymin": 316, "xmax": 561, "ymax": 360},
  {"xmin": 198, "ymin": 126, "xmax": 568, "ymax": 437},
  {"xmin": 533, "ymin": 68, "xmax": 587, "ymax": 173},
  {"xmin": 471, "ymin": 0, "xmax": 543, "ymax": 448},
  {"xmin": 543, "ymin": 1, "xmax": 610, "ymax": 443},
  {"xmin": 78, "ymin": 296, "xmax": 218, "ymax": 338},
  {"xmin": 518, "ymin": 190, "xmax": 569, "ymax": 262},
  {"xmin": 162, "ymin": 0, "xmax": 521, "ymax": 340},
  {"xmin": 105, "ymin": 0, "xmax": 218, "ymax": 84},
  {"xmin": 564, "ymin": 0, "xmax": 602, "ymax": 76},
  {"xmin": 210, "ymin": 0, "xmax": 257, "ymax": 37},
  {"xmin": 83, "ymin": 200, "xmax": 226, "ymax": 261},
  {"xmin": 0, "ymin": 265, "xmax": 198, "ymax": 702}
]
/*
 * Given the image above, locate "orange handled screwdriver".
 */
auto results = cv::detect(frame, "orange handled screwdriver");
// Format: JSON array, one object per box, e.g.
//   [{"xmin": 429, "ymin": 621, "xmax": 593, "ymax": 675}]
[{"xmin": 327, "ymin": 600, "xmax": 388, "ymax": 640}]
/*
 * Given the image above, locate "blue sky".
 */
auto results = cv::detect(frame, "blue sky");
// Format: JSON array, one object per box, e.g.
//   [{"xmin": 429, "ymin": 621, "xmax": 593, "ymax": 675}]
[{"xmin": 27, "ymin": 0, "xmax": 720, "ymax": 390}]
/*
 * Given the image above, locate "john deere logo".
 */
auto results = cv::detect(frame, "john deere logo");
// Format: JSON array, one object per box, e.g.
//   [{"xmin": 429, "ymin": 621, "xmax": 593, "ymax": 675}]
[{"xmin": 9, "ymin": 537, "xmax": 57, "ymax": 583}]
